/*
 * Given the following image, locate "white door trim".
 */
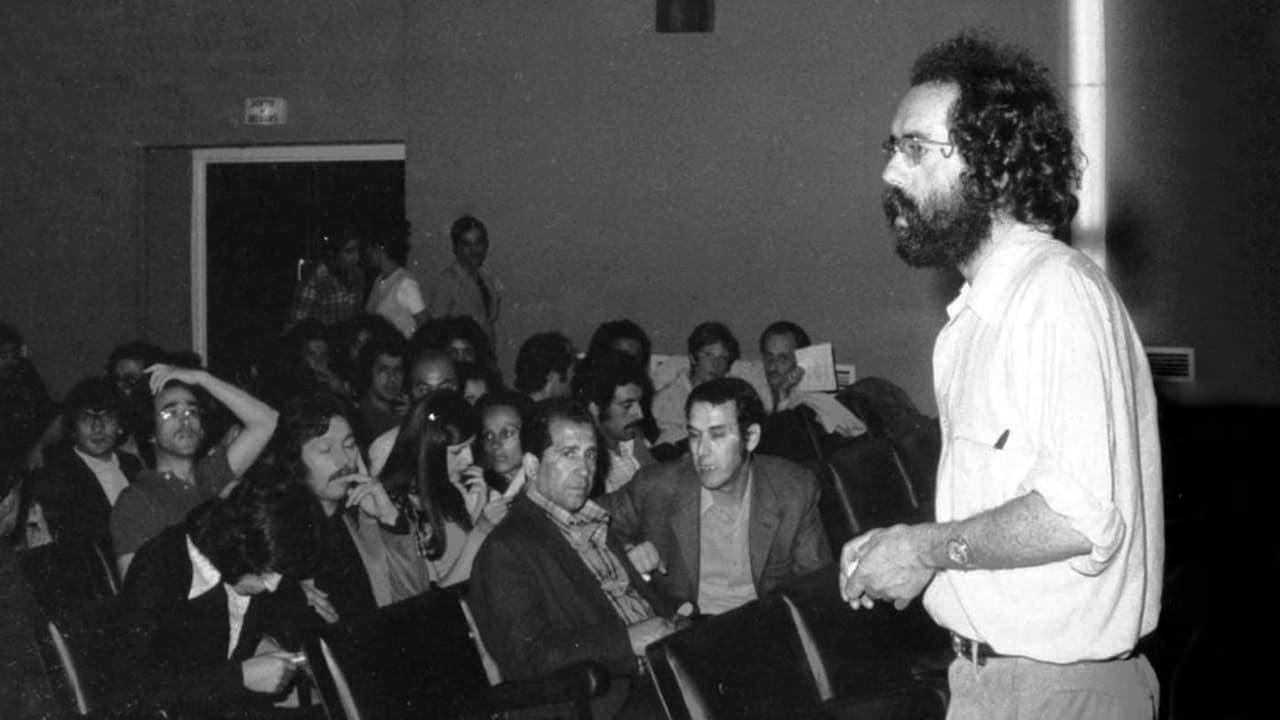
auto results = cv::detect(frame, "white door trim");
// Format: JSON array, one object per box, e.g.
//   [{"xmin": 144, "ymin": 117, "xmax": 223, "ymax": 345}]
[{"xmin": 190, "ymin": 143, "xmax": 405, "ymax": 363}]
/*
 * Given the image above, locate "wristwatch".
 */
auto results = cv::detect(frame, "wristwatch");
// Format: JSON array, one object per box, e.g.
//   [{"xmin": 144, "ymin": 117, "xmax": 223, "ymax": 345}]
[{"xmin": 945, "ymin": 537, "xmax": 971, "ymax": 568}]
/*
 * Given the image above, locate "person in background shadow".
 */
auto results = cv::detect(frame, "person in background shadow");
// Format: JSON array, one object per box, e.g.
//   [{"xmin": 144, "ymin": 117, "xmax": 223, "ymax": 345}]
[
  {"xmin": 283, "ymin": 225, "xmax": 366, "ymax": 335},
  {"xmin": 364, "ymin": 219, "xmax": 427, "ymax": 339}
]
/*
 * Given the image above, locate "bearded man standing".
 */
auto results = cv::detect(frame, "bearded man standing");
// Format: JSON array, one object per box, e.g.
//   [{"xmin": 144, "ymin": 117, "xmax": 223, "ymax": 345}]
[{"xmin": 840, "ymin": 32, "xmax": 1163, "ymax": 720}]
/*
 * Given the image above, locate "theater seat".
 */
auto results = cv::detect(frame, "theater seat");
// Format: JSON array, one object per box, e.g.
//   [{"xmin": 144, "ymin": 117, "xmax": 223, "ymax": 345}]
[
  {"xmin": 305, "ymin": 584, "xmax": 610, "ymax": 720},
  {"xmin": 646, "ymin": 566, "xmax": 947, "ymax": 720}
]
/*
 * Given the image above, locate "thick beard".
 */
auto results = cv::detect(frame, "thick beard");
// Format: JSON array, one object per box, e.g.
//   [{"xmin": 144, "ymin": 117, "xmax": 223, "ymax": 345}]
[{"xmin": 883, "ymin": 181, "xmax": 992, "ymax": 269}]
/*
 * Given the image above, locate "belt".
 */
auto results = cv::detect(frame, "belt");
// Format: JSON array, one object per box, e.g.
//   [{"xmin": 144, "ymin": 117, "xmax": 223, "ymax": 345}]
[
  {"xmin": 950, "ymin": 633, "xmax": 1136, "ymax": 667},
  {"xmin": 951, "ymin": 633, "xmax": 1004, "ymax": 666}
]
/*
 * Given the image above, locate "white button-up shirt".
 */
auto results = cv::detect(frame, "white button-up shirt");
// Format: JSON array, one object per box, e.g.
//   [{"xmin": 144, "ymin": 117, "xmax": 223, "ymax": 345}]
[{"xmin": 923, "ymin": 227, "xmax": 1164, "ymax": 663}]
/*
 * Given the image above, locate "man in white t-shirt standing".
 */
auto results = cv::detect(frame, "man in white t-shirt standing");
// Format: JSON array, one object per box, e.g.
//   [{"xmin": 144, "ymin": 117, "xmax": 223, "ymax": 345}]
[
  {"xmin": 365, "ymin": 220, "xmax": 427, "ymax": 339},
  {"xmin": 841, "ymin": 31, "xmax": 1163, "ymax": 720}
]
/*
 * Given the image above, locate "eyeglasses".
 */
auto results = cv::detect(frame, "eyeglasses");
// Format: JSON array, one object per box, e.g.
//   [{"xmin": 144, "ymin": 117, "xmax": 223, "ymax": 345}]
[
  {"xmin": 482, "ymin": 425, "xmax": 521, "ymax": 446},
  {"xmin": 158, "ymin": 406, "xmax": 202, "ymax": 422},
  {"xmin": 882, "ymin": 135, "xmax": 956, "ymax": 165}
]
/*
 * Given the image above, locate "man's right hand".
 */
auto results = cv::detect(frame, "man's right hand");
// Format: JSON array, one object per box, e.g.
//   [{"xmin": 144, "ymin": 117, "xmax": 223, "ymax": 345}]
[
  {"xmin": 626, "ymin": 541, "xmax": 666, "ymax": 578},
  {"xmin": 626, "ymin": 616, "xmax": 677, "ymax": 656},
  {"xmin": 242, "ymin": 652, "xmax": 300, "ymax": 694}
]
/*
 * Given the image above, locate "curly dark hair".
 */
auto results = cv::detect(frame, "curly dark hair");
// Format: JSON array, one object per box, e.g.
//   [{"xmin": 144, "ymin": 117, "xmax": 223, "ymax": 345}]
[{"xmin": 910, "ymin": 30, "xmax": 1081, "ymax": 230}]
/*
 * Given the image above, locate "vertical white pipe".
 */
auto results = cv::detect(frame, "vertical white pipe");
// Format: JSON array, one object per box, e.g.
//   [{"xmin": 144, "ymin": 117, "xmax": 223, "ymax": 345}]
[{"xmin": 1069, "ymin": 0, "xmax": 1107, "ymax": 270}]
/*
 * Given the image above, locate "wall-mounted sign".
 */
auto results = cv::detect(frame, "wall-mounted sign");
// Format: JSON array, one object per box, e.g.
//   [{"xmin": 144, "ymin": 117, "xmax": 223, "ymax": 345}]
[{"xmin": 245, "ymin": 97, "xmax": 288, "ymax": 126}]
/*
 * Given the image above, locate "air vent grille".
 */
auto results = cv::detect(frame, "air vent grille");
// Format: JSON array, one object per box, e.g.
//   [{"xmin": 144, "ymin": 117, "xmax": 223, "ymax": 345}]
[
  {"xmin": 1146, "ymin": 346, "xmax": 1194, "ymax": 382},
  {"xmin": 835, "ymin": 363, "xmax": 856, "ymax": 389}
]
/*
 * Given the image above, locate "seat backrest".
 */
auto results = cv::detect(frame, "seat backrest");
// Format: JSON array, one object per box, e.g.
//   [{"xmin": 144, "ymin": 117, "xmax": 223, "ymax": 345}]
[
  {"xmin": 778, "ymin": 566, "xmax": 938, "ymax": 702},
  {"xmin": 306, "ymin": 586, "xmax": 492, "ymax": 720},
  {"xmin": 47, "ymin": 619, "xmax": 90, "ymax": 716},
  {"xmin": 888, "ymin": 418, "xmax": 941, "ymax": 522},
  {"xmin": 645, "ymin": 594, "xmax": 826, "ymax": 720},
  {"xmin": 824, "ymin": 435, "xmax": 919, "ymax": 537}
]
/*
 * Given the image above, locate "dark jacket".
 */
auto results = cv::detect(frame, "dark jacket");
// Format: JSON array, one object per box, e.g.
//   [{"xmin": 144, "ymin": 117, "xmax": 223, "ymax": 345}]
[
  {"xmin": 113, "ymin": 520, "xmax": 314, "ymax": 718},
  {"xmin": 468, "ymin": 494, "xmax": 674, "ymax": 682},
  {"xmin": 598, "ymin": 454, "xmax": 831, "ymax": 611},
  {"xmin": 32, "ymin": 445, "xmax": 142, "ymax": 556}
]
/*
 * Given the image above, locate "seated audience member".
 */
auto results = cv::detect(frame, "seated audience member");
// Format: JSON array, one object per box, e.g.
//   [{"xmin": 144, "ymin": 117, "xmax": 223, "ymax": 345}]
[
  {"xmin": 587, "ymin": 319, "xmax": 653, "ymax": 374},
  {"xmin": 275, "ymin": 391, "xmax": 425, "ymax": 621},
  {"xmin": 427, "ymin": 215, "xmax": 503, "ymax": 342},
  {"xmin": 410, "ymin": 314, "xmax": 496, "ymax": 371},
  {"xmin": 650, "ymin": 321, "xmax": 740, "ymax": 451},
  {"xmin": 113, "ymin": 479, "xmax": 324, "ymax": 719},
  {"xmin": 106, "ymin": 340, "xmax": 166, "ymax": 460},
  {"xmin": 367, "ymin": 348, "xmax": 458, "ymax": 474},
  {"xmin": 286, "ymin": 319, "xmax": 350, "ymax": 397},
  {"xmin": 469, "ymin": 399, "xmax": 678, "ymax": 716},
  {"xmin": 513, "ymin": 331, "xmax": 576, "ymax": 403},
  {"xmin": 458, "ymin": 360, "xmax": 501, "ymax": 406},
  {"xmin": 332, "ymin": 313, "xmax": 401, "ymax": 384},
  {"xmin": 1, "ymin": 322, "xmax": 55, "ymax": 482},
  {"xmin": 111, "ymin": 363, "xmax": 279, "ymax": 578},
  {"xmin": 364, "ymin": 219, "xmax": 427, "ymax": 339},
  {"xmin": 601, "ymin": 377, "xmax": 830, "ymax": 616},
  {"xmin": 476, "ymin": 390, "xmax": 531, "ymax": 495},
  {"xmin": 572, "ymin": 351, "xmax": 655, "ymax": 494},
  {"xmin": 757, "ymin": 321, "xmax": 864, "ymax": 454},
  {"xmin": 379, "ymin": 391, "xmax": 508, "ymax": 586},
  {"xmin": 27, "ymin": 377, "xmax": 142, "ymax": 562},
  {"xmin": 586, "ymin": 319, "xmax": 658, "ymax": 443},
  {"xmin": 350, "ymin": 333, "xmax": 407, "ymax": 452},
  {"xmin": 282, "ymin": 225, "xmax": 366, "ymax": 335},
  {"xmin": 24, "ymin": 340, "xmax": 167, "ymax": 473}
]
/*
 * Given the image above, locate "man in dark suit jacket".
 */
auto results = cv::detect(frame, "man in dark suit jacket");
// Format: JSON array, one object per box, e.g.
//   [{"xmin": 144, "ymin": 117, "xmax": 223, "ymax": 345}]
[
  {"xmin": 469, "ymin": 398, "xmax": 679, "ymax": 718},
  {"xmin": 29, "ymin": 378, "xmax": 143, "ymax": 556},
  {"xmin": 599, "ymin": 377, "xmax": 831, "ymax": 616},
  {"xmin": 112, "ymin": 480, "xmax": 324, "ymax": 719}
]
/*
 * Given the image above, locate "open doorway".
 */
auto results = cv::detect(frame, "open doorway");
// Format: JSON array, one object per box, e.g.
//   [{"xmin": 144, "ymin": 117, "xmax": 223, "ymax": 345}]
[{"xmin": 190, "ymin": 144, "xmax": 405, "ymax": 374}]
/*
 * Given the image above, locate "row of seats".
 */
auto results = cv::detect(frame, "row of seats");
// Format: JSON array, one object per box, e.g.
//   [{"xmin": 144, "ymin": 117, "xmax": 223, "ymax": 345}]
[{"xmin": 646, "ymin": 565, "xmax": 949, "ymax": 720}]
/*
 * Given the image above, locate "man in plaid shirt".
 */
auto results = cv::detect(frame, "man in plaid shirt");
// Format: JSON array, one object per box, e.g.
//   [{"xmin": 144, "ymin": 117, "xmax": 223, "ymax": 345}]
[
  {"xmin": 469, "ymin": 398, "xmax": 679, "ymax": 717},
  {"xmin": 283, "ymin": 228, "xmax": 365, "ymax": 333}
]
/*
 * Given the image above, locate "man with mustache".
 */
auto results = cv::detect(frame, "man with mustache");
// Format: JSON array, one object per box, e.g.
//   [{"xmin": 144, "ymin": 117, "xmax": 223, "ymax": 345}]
[
  {"xmin": 839, "ymin": 32, "xmax": 1162, "ymax": 719},
  {"xmin": 469, "ymin": 398, "xmax": 678, "ymax": 718},
  {"xmin": 601, "ymin": 377, "xmax": 829, "ymax": 616},
  {"xmin": 111, "ymin": 362, "xmax": 280, "ymax": 578},
  {"xmin": 572, "ymin": 350, "xmax": 655, "ymax": 494},
  {"xmin": 276, "ymin": 391, "xmax": 424, "ymax": 624}
]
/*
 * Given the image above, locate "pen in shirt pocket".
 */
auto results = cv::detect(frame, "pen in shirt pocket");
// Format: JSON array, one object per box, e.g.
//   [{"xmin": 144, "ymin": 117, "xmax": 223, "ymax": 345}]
[{"xmin": 994, "ymin": 429, "xmax": 1010, "ymax": 450}]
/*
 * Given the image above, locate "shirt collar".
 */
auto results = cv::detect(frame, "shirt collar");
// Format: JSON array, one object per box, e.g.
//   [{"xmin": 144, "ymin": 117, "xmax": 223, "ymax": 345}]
[
  {"xmin": 526, "ymin": 485, "xmax": 610, "ymax": 529},
  {"xmin": 73, "ymin": 447, "xmax": 119, "ymax": 471},
  {"xmin": 186, "ymin": 535, "xmax": 222, "ymax": 599},
  {"xmin": 699, "ymin": 460, "xmax": 754, "ymax": 514},
  {"xmin": 948, "ymin": 225, "xmax": 1052, "ymax": 324}
]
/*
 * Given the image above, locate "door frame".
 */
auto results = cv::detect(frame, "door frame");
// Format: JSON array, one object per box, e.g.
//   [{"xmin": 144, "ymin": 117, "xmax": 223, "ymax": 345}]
[{"xmin": 190, "ymin": 143, "xmax": 405, "ymax": 363}]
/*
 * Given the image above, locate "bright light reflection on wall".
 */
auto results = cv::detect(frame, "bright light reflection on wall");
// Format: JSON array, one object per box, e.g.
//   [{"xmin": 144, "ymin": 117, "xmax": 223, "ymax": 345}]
[{"xmin": 1070, "ymin": 0, "xmax": 1107, "ymax": 270}]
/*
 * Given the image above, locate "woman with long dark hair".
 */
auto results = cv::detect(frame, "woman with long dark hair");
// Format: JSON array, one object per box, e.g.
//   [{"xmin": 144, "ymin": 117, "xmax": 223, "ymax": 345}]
[{"xmin": 378, "ymin": 390, "xmax": 510, "ymax": 585}]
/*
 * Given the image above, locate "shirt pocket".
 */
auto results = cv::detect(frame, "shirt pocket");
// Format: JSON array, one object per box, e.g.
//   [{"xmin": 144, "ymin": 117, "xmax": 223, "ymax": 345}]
[{"xmin": 946, "ymin": 421, "xmax": 1035, "ymax": 518}]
